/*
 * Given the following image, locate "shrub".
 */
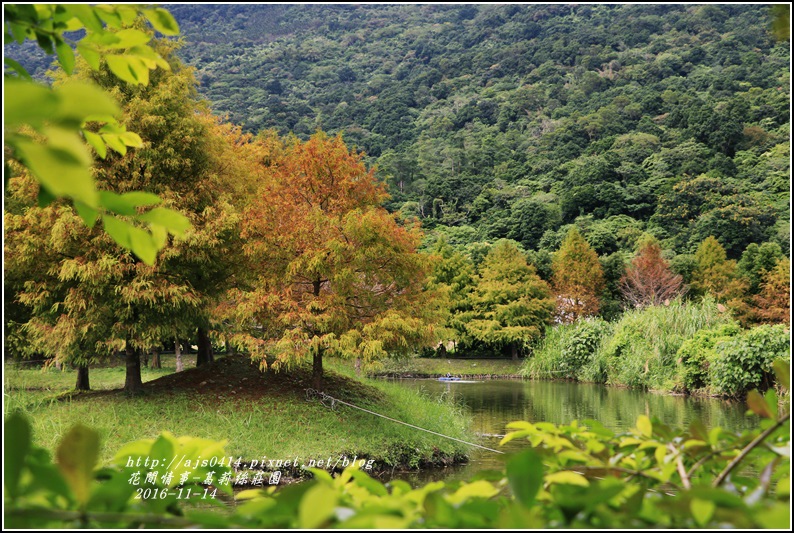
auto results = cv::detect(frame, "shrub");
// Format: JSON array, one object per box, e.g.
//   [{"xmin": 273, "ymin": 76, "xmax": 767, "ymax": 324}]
[
  {"xmin": 675, "ymin": 323, "xmax": 742, "ymax": 393},
  {"xmin": 584, "ymin": 298, "xmax": 731, "ymax": 390},
  {"xmin": 524, "ymin": 318, "xmax": 611, "ymax": 380},
  {"xmin": 711, "ymin": 324, "xmax": 790, "ymax": 397}
]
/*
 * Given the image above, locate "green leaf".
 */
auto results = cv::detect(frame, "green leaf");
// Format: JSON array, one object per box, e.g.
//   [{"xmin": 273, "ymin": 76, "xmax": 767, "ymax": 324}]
[
  {"xmin": 8, "ymin": 20, "xmax": 29, "ymax": 44},
  {"xmin": 105, "ymin": 55, "xmax": 140, "ymax": 85},
  {"xmin": 4, "ymin": 412, "xmax": 31, "ymax": 500},
  {"xmin": 544, "ymin": 471, "xmax": 590, "ymax": 487},
  {"xmin": 66, "ymin": 4, "xmax": 104, "ymax": 33},
  {"xmin": 350, "ymin": 468, "xmax": 388, "ymax": 496},
  {"xmin": 122, "ymin": 191, "xmax": 162, "ymax": 207},
  {"xmin": 56, "ymin": 424, "xmax": 100, "ymax": 507},
  {"xmin": 636, "ymin": 415, "xmax": 653, "ymax": 438},
  {"xmin": 119, "ymin": 131, "xmax": 143, "ymax": 147},
  {"xmin": 14, "ymin": 131, "xmax": 98, "ymax": 207},
  {"xmin": 105, "ymin": 29, "xmax": 152, "ymax": 49},
  {"xmin": 83, "ymin": 130, "xmax": 107, "ymax": 158},
  {"xmin": 102, "ymin": 133, "xmax": 128, "ymax": 156},
  {"xmin": 76, "ymin": 42, "xmax": 101, "ymax": 70},
  {"xmin": 99, "ymin": 191, "xmax": 137, "ymax": 216},
  {"xmin": 128, "ymin": 225, "xmax": 157, "ymax": 265},
  {"xmin": 144, "ymin": 8, "xmax": 180, "ymax": 35},
  {"xmin": 446, "ymin": 480, "xmax": 500, "ymax": 506},
  {"xmin": 37, "ymin": 185, "xmax": 56, "ymax": 208},
  {"xmin": 150, "ymin": 224, "xmax": 168, "ymax": 249},
  {"xmin": 138, "ymin": 207, "xmax": 192, "ymax": 236},
  {"xmin": 298, "ymin": 483, "xmax": 337, "ymax": 528},
  {"xmin": 506, "ymin": 449, "xmax": 543, "ymax": 508},
  {"xmin": 98, "ymin": 191, "xmax": 162, "ymax": 217},
  {"xmin": 236, "ymin": 489, "xmax": 268, "ymax": 501},
  {"xmin": 4, "ymin": 79, "xmax": 59, "ymax": 129},
  {"xmin": 55, "ymin": 39, "xmax": 75, "ymax": 74},
  {"xmin": 55, "ymin": 81, "xmax": 121, "ymax": 126},
  {"xmin": 35, "ymin": 31, "xmax": 54, "ymax": 54},
  {"xmin": 74, "ymin": 201, "xmax": 99, "ymax": 228},
  {"xmin": 772, "ymin": 359, "xmax": 789, "ymax": 389},
  {"xmin": 690, "ymin": 498, "xmax": 715, "ymax": 527},
  {"xmin": 747, "ymin": 390, "xmax": 774, "ymax": 419},
  {"xmin": 4, "ymin": 57, "xmax": 32, "ymax": 79},
  {"xmin": 764, "ymin": 389, "xmax": 778, "ymax": 419},
  {"xmin": 102, "ymin": 214, "xmax": 131, "ymax": 250}
]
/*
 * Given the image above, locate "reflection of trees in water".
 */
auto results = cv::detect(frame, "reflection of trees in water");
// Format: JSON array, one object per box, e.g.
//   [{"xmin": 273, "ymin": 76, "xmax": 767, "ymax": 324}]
[{"xmin": 402, "ymin": 379, "xmax": 756, "ymax": 439}]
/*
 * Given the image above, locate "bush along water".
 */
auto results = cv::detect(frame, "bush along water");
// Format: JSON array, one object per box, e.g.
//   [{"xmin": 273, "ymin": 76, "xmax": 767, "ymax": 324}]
[
  {"xmin": 524, "ymin": 318, "xmax": 612, "ymax": 380},
  {"xmin": 710, "ymin": 325, "xmax": 791, "ymax": 398},
  {"xmin": 523, "ymin": 298, "xmax": 789, "ymax": 397},
  {"xmin": 4, "ymin": 361, "xmax": 790, "ymax": 529}
]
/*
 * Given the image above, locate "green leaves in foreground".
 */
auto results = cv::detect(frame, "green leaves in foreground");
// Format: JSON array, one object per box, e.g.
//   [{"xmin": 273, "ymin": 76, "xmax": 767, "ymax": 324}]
[
  {"xmin": 4, "ymin": 4, "xmax": 189, "ymax": 264},
  {"xmin": 4, "ymin": 375, "xmax": 790, "ymax": 529}
]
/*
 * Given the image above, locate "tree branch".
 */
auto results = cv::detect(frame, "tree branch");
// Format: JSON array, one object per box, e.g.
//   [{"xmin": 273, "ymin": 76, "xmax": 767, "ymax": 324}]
[{"xmin": 713, "ymin": 412, "xmax": 789, "ymax": 488}]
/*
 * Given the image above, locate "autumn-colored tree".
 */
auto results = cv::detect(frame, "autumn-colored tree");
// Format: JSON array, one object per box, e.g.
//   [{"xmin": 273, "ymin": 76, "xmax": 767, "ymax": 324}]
[
  {"xmin": 238, "ymin": 132, "xmax": 441, "ymax": 387},
  {"xmin": 620, "ymin": 237, "xmax": 684, "ymax": 308},
  {"xmin": 690, "ymin": 236, "xmax": 747, "ymax": 302},
  {"xmin": 752, "ymin": 257, "xmax": 790, "ymax": 325},
  {"xmin": 551, "ymin": 228, "xmax": 605, "ymax": 322},
  {"xmin": 466, "ymin": 240, "xmax": 555, "ymax": 360},
  {"xmin": 5, "ymin": 38, "xmax": 248, "ymax": 394}
]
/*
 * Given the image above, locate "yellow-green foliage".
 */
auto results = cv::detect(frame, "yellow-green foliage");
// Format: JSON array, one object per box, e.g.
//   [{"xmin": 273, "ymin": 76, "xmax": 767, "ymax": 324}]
[
  {"xmin": 582, "ymin": 298, "xmax": 731, "ymax": 390},
  {"xmin": 523, "ymin": 318, "xmax": 612, "ymax": 380}
]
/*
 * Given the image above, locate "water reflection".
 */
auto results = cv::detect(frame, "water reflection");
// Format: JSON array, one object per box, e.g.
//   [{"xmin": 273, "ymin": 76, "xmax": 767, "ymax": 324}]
[{"xmin": 390, "ymin": 378, "xmax": 760, "ymax": 485}]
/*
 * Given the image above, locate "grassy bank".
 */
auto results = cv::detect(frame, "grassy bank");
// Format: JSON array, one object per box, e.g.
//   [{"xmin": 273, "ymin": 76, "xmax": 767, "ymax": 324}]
[
  {"xmin": 362, "ymin": 356, "xmax": 524, "ymax": 378},
  {"xmin": 5, "ymin": 354, "xmax": 472, "ymax": 475}
]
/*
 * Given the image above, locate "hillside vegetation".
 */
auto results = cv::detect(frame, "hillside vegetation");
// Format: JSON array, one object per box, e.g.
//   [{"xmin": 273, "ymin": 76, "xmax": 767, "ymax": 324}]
[{"xmin": 159, "ymin": 4, "xmax": 790, "ymax": 260}]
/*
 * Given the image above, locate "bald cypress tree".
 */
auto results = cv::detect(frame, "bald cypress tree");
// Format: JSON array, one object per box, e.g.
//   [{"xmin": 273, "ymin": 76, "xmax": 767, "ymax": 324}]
[
  {"xmin": 5, "ymin": 37, "xmax": 247, "ymax": 395},
  {"xmin": 551, "ymin": 228, "xmax": 605, "ymax": 322},
  {"xmin": 467, "ymin": 241, "xmax": 555, "ymax": 360}
]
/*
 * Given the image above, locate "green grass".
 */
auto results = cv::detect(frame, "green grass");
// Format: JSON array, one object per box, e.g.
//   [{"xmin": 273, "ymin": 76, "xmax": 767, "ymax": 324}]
[
  {"xmin": 358, "ymin": 356, "xmax": 524, "ymax": 377},
  {"xmin": 5, "ymin": 355, "xmax": 473, "ymax": 472}
]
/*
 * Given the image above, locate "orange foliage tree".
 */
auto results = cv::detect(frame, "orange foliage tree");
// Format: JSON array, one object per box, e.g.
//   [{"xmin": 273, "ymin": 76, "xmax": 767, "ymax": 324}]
[
  {"xmin": 238, "ymin": 132, "xmax": 441, "ymax": 386},
  {"xmin": 620, "ymin": 237, "xmax": 684, "ymax": 308},
  {"xmin": 551, "ymin": 228, "xmax": 605, "ymax": 322},
  {"xmin": 751, "ymin": 257, "xmax": 791, "ymax": 325}
]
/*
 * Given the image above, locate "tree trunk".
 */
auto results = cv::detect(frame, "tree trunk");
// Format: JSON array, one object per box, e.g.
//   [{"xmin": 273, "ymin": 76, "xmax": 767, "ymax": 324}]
[
  {"xmin": 124, "ymin": 342, "xmax": 143, "ymax": 396},
  {"xmin": 75, "ymin": 364, "xmax": 90, "ymax": 391},
  {"xmin": 142, "ymin": 350, "xmax": 149, "ymax": 368},
  {"xmin": 355, "ymin": 357, "xmax": 361, "ymax": 377},
  {"xmin": 225, "ymin": 335, "xmax": 235, "ymax": 355},
  {"xmin": 196, "ymin": 327, "xmax": 213, "ymax": 367},
  {"xmin": 511, "ymin": 344, "xmax": 518, "ymax": 361},
  {"xmin": 175, "ymin": 339, "xmax": 183, "ymax": 372},
  {"xmin": 151, "ymin": 348, "xmax": 161, "ymax": 369},
  {"xmin": 313, "ymin": 347, "xmax": 324, "ymax": 389}
]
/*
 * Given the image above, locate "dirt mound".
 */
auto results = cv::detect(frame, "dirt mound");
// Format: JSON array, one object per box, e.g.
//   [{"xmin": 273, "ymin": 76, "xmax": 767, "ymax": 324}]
[{"xmin": 103, "ymin": 354, "xmax": 384, "ymax": 404}]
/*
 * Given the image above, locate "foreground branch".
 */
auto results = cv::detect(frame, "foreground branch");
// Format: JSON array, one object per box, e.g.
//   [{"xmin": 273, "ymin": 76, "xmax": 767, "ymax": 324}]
[{"xmin": 713, "ymin": 412, "xmax": 790, "ymax": 488}]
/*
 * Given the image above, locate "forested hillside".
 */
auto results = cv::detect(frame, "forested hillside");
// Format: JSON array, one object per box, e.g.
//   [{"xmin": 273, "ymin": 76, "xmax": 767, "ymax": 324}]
[
  {"xmin": 154, "ymin": 4, "xmax": 790, "ymax": 262},
  {"xmin": 11, "ymin": 4, "xmax": 789, "ymax": 261}
]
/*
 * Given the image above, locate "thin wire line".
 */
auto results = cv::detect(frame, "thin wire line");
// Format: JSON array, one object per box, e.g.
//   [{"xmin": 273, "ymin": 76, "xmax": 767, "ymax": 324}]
[{"xmin": 306, "ymin": 389, "xmax": 505, "ymax": 455}]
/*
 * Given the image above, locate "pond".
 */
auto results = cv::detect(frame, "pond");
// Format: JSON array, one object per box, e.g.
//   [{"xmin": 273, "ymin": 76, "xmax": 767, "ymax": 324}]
[{"xmin": 390, "ymin": 378, "xmax": 761, "ymax": 485}]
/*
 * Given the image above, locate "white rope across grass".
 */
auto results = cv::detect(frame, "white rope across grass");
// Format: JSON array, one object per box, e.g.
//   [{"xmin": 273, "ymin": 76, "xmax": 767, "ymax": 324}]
[{"xmin": 305, "ymin": 388, "xmax": 505, "ymax": 455}]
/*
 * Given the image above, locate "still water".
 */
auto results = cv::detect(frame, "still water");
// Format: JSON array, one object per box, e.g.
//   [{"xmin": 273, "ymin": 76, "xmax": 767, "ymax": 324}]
[{"xmin": 391, "ymin": 378, "xmax": 760, "ymax": 484}]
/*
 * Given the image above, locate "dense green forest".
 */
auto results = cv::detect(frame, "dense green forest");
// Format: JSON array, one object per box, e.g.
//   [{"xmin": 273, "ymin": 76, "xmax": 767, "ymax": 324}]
[
  {"xmin": 12, "ymin": 5, "xmax": 789, "ymax": 259},
  {"xmin": 159, "ymin": 4, "xmax": 791, "ymax": 259}
]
